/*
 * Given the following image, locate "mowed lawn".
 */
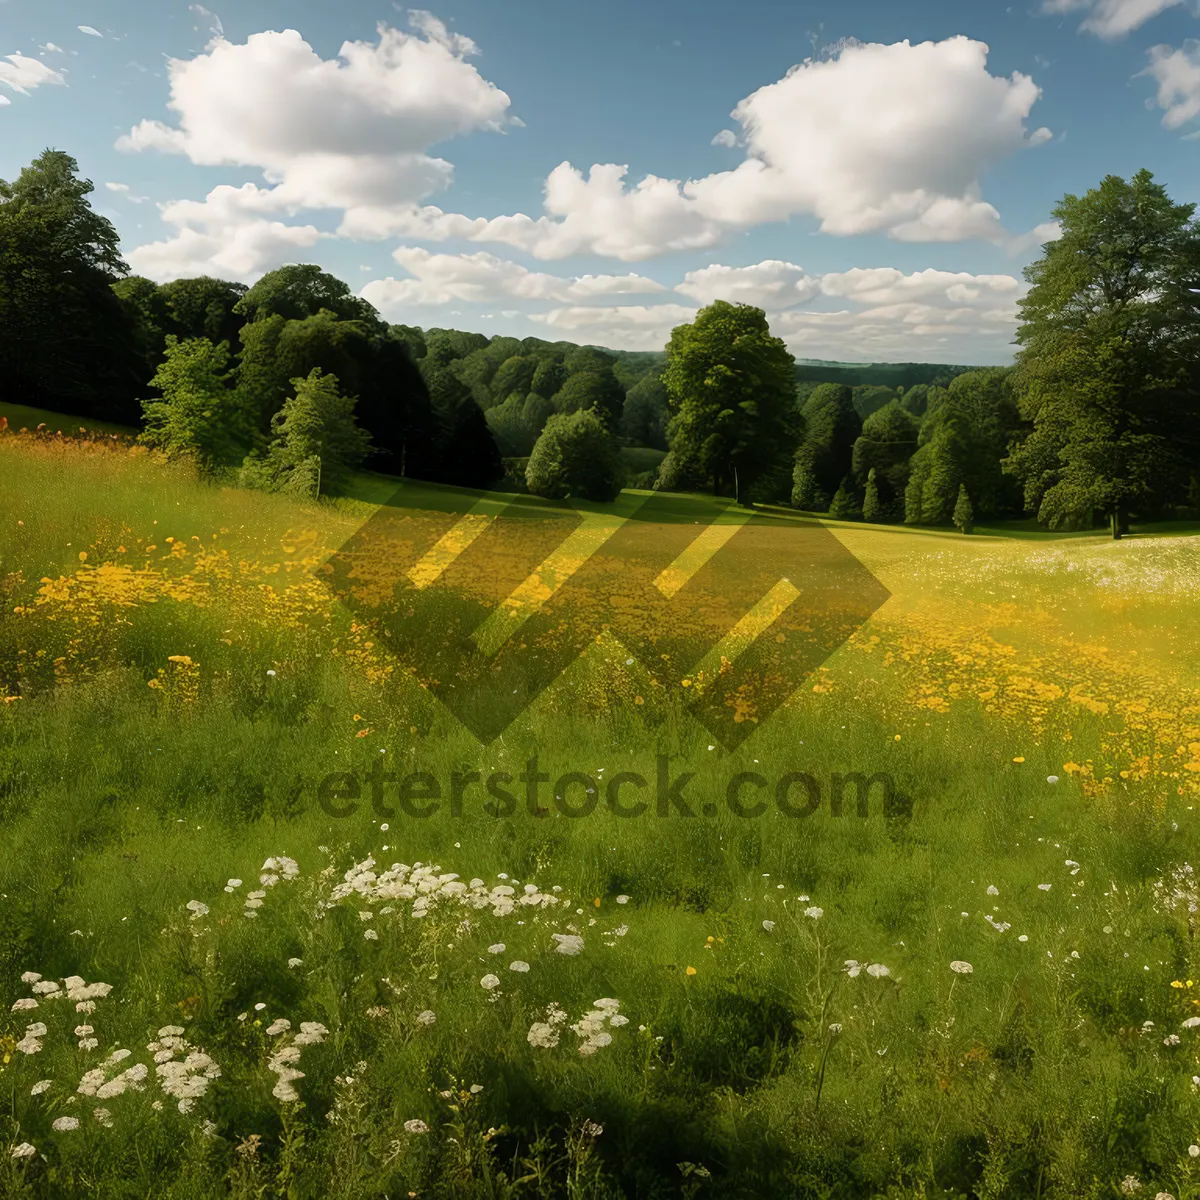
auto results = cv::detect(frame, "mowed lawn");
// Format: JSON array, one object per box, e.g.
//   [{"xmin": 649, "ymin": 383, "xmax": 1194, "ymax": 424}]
[{"xmin": 2, "ymin": 428, "xmax": 1200, "ymax": 1199}]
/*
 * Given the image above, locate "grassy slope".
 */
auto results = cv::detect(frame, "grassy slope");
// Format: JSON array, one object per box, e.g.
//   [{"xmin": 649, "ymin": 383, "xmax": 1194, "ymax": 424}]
[
  {"xmin": 2, "ymin": 435, "xmax": 1200, "ymax": 1196},
  {"xmin": 0, "ymin": 401, "xmax": 137, "ymax": 437}
]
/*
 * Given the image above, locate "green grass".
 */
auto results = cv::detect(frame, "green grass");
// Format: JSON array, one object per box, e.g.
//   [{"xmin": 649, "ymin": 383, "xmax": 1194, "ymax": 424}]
[{"xmin": 2, "ymin": 432, "xmax": 1200, "ymax": 1197}]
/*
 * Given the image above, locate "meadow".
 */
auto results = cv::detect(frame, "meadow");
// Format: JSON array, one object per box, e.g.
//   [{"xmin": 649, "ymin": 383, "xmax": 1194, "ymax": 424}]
[{"xmin": 3, "ymin": 427, "xmax": 1200, "ymax": 1199}]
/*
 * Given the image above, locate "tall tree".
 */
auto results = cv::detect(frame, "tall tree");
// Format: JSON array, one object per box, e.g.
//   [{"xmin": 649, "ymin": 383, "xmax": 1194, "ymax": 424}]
[
  {"xmin": 663, "ymin": 301, "xmax": 798, "ymax": 505},
  {"xmin": 0, "ymin": 150, "xmax": 144, "ymax": 422},
  {"xmin": 419, "ymin": 357, "xmax": 503, "ymax": 488},
  {"xmin": 233, "ymin": 264, "xmax": 383, "ymax": 328},
  {"xmin": 159, "ymin": 276, "xmax": 248, "ymax": 346},
  {"xmin": 620, "ymin": 366, "xmax": 670, "ymax": 450},
  {"xmin": 139, "ymin": 336, "xmax": 250, "ymax": 469},
  {"xmin": 791, "ymin": 383, "xmax": 861, "ymax": 511},
  {"xmin": 240, "ymin": 368, "xmax": 370, "ymax": 497},
  {"xmin": 1006, "ymin": 169, "xmax": 1200, "ymax": 537},
  {"xmin": 851, "ymin": 400, "xmax": 920, "ymax": 520}
]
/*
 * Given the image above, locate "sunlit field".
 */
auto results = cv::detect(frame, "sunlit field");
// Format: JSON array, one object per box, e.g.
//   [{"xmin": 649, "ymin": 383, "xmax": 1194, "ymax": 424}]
[{"xmin": 4, "ymin": 429, "xmax": 1200, "ymax": 1199}]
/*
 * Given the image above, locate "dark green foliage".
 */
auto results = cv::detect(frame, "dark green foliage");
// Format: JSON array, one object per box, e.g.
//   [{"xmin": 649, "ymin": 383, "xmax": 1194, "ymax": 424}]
[
  {"xmin": 233, "ymin": 264, "xmax": 383, "ymax": 328},
  {"xmin": 550, "ymin": 367, "xmax": 626, "ymax": 427},
  {"xmin": 159, "ymin": 276, "xmax": 248, "ymax": 346},
  {"xmin": 851, "ymin": 401, "xmax": 920, "ymax": 521},
  {"xmin": 828, "ymin": 476, "xmax": 863, "ymax": 520},
  {"xmin": 530, "ymin": 355, "xmax": 568, "ymax": 402},
  {"xmin": 794, "ymin": 359, "xmax": 976, "ymax": 391},
  {"xmin": 619, "ymin": 366, "xmax": 669, "ymax": 450},
  {"xmin": 0, "ymin": 150, "xmax": 145, "ymax": 423},
  {"xmin": 419, "ymin": 357, "xmax": 503, "ymax": 488},
  {"xmin": 792, "ymin": 384, "xmax": 861, "ymax": 511},
  {"xmin": 112, "ymin": 274, "xmax": 174, "ymax": 389},
  {"xmin": 953, "ymin": 483, "xmax": 975, "ymax": 533},
  {"xmin": 862, "ymin": 468, "xmax": 883, "ymax": 523},
  {"xmin": 526, "ymin": 408, "xmax": 625, "ymax": 501},
  {"xmin": 450, "ymin": 347, "xmax": 500, "ymax": 409},
  {"xmin": 489, "ymin": 354, "xmax": 539, "ymax": 403},
  {"xmin": 239, "ymin": 367, "xmax": 370, "ymax": 496},
  {"xmin": 423, "ymin": 328, "xmax": 491, "ymax": 369},
  {"xmin": 139, "ymin": 336, "xmax": 250, "ymax": 469},
  {"xmin": 486, "ymin": 392, "xmax": 545, "ymax": 456},
  {"xmin": 664, "ymin": 301, "xmax": 798, "ymax": 505},
  {"xmin": 234, "ymin": 311, "xmax": 435, "ymax": 476},
  {"xmin": 1005, "ymin": 168, "xmax": 1200, "ymax": 537},
  {"xmin": 851, "ymin": 384, "xmax": 897, "ymax": 420},
  {"xmin": 898, "ymin": 383, "xmax": 931, "ymax": 417},
  {"xmin": 905, "ymin": 370, "xmax": 1021, "ymax": 525}
]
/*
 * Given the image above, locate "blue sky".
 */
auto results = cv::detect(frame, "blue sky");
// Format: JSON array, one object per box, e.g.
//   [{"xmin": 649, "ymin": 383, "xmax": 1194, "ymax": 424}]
[{"xmin": 3, "ymin": 0, "xmax": 1200, "ymax": 363}]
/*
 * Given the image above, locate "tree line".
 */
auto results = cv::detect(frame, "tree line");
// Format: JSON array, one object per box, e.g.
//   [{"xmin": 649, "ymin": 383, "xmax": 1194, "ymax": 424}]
[{"xmin": 3, "ymin": 149, "xmax": 1199, "ymax": 535}]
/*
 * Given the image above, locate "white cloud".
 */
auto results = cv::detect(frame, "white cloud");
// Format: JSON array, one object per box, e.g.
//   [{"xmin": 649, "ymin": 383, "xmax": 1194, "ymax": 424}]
[
  {"xmin": 116, "ymin": 17, "xmax": 515, "ymax": 236},
  {"xmin": 77, "ymin": 26, "xmax": 103, "ymax": 38},
  {"xmin": 1042, "ymin": 0, "xmax": 1183, "ymax": 38},
  {"xmin": 1005, "ymin": 219, "xmax": 1063, "ymax": 256},
  {"xmin": 105, "ymin": 181, "xmax": 149, "ymax": 203},
  {"xmin": 126, "ymin": 184, "xmax": 324, "ymax": 282},
  {"xmin": 367, "ymin": 36, "xmax": 1049, "ymax": 258},
  {"xmin": 360, "ymin": 246, "xmax": 666, "ymax": 312},
  {"xmin": 675, "ymin": 260, "xmax": 820, "ymax": 308},
  {"xmin": 39, "ymin": 43, "xmax": 64, "ymax": 55},
  {"xmin": 359, "ymin": 252, "xmax": 1030, "ymax": 361},
  {"xmin": 1140, "ymin": 40, "xmax": 1200, "ymax": 128},
  {"xmin": 711, "ymin": 129, "xmax": 737, "ymax": 147},
  {"xmin": 0, "ymin": 53, "xmax": 66, "ymax": 96}
]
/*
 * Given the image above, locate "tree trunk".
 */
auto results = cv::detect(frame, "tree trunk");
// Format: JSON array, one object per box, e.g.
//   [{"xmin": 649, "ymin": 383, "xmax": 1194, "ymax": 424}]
[{"xmin": 1110, "ymin": 508, "xmax": 1122, "ymax": 540}]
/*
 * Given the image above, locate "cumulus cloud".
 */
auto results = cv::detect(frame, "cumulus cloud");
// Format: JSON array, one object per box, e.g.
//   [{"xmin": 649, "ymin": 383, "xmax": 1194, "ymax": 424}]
[
  {"xmin": 126, "ymin": 184, "xmax": 324, "ymax": 282},
  {"xmin": 365, "ymin": 36, "xmax": 1050, "ymax": 258},
  {"xmin": 1140, "ymin": 40, "xmax": 1200, "ymax": 128},
  {"xmin": 711, "ymin": 129, "xmax": 738, "ymax": 147},
  {"xmin": 360, "ymin": 246, "xmax": 666, "ymax": 312},
  {"xmin": 0, "ymin": 53, "xmax": 66, "ymax": 97},
  {"xmin": 117, "ymin": 15, "xmax": 518, "ymax": 277},
  {"xmin": 358, "ymin": 251, "xmax": 1029, "ymax": 361},
  {"xmin": 117, "ymin": 17, "xmax": 514, "ymax": 227},
  {"xmin": 675, "ymin": 260, "xmax": 820, "ymax": 308},
  {"xmin": 1041, "ymin": 0, "xmax": 1183, "ymax": 38}
]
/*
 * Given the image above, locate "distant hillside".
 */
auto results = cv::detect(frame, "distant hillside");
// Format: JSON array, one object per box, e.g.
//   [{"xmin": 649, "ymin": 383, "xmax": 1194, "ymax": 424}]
[{"xmin": 793, "ymin": 359, "xmax": 980, "ymax": 390}]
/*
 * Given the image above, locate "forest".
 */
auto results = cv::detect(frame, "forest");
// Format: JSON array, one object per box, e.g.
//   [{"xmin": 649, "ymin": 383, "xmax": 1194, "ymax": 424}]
[{"xmin": 4, "ymin": 148, "xmax": 1200, "ymax": 537}]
